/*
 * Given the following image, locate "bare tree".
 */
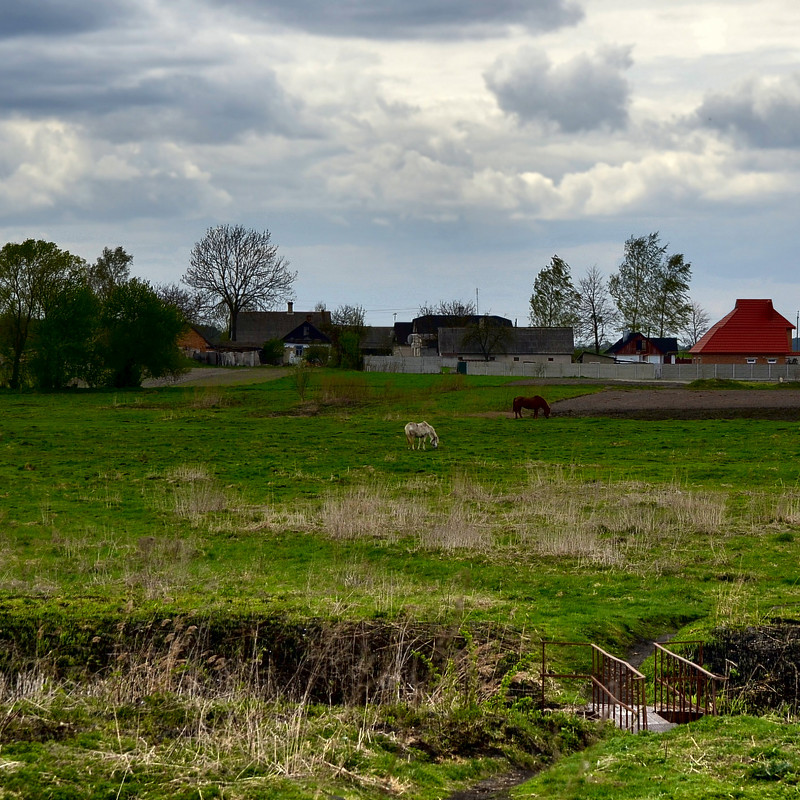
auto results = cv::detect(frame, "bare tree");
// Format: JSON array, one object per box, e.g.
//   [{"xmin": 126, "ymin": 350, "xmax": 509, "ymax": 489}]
[
  {"xmin": 461, "ymin": 315, "xmax": 513, "ymax": 361},
  {"xmin": 182, "ymin": 224, "xmax": 296, "ymax": 341},
  {"xmin": 418, "ymin": 299, "xmax": 476, "ymax": 320},
  {"xmin": 331, "ymin": 304, "xmax": 366, "ymax": 328},
  {"xmin": 154, "ymin": 282, "xmax": 205, "ymax": 325},
  {"xmin": 681, "ymin": 301, "xmax": 711, "ymax": 348},
  {"xmin": 577, "ymin": 265, "xmax": 617, "ymax": 353}
]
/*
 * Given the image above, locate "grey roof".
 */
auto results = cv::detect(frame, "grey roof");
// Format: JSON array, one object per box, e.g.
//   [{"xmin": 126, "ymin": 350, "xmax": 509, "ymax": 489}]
[
  {"xmin": 236, "ymin": 310, "xmax": 331, "ymax": 344},
  {"xmin": 438, "ymin": 326, "xmax": 574, "ymax": 357},
  {"xmin": 360, "ymin": 326, "xmax": 395, "ymax": 350}
]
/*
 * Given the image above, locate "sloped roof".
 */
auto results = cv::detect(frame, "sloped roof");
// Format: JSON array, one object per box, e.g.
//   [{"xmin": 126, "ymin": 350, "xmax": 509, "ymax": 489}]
[
  {"xmin": 413, "ymin": 314, "xmax": 512, "ymax": 335},
  {"xmin": 236, "ymin": 310, "xmax": 331, "ymax": 344},
  {"xmin": 360, "ymin": 326, "xmax": 395, "ymax": 351},
  {"xmin": 438, "ymin": 326, "xmax": 573, "ymax": 356},
  {"xmin": 190, "ymin": 324, "xmax": 223, "ymax": 346},
  {"xmin": 690, "ymin": 299, "xmax": 794, "ymax": 354},
  {"xmin": 606, "ymin": 332, "xmax": 678, "ymax": 355}
]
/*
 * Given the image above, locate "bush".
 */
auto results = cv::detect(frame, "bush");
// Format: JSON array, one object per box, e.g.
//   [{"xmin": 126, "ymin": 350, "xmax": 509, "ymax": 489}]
[{"xmin": 261, "ymin": 338, "xmax": 286, "ymax": 365}]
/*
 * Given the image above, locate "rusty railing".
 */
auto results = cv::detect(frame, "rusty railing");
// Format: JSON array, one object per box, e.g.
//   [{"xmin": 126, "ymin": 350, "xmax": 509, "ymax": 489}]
[
  {"xmin": 653, "ymin": 641, "xmax": 726, "ymax": 722},
  {"xmin": 541, "ymin": 641, "xmax": 648, "ymax": 732}
]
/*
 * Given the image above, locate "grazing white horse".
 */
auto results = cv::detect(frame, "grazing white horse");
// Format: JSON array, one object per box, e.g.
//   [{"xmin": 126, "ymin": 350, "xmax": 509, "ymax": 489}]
[{"xmin": 404, "ymin": 421, "xmax": 439, "ymax": 450}]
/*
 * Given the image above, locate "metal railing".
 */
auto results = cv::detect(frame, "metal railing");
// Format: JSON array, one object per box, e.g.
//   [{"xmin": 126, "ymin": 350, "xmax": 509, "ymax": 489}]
[
  {"xmin": 541, "ymin": 641, "xmax": 648, "ymax": 732},
  {"xmin": 653, "ymin": 641, "xmax": 726, "ymax": 722}
]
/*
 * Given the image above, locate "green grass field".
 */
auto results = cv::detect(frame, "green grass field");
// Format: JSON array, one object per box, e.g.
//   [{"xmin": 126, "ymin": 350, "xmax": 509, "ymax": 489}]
[{"xmin": 1, "ymin": 369, "xmax": 798, "ymax": 799}]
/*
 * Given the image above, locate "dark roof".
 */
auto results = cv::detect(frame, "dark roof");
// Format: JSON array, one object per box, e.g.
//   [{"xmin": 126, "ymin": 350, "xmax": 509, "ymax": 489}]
[
  {"xmin": 438, "ymin": 326, "xmax": 573, "ymax": 356},
  {"xmin": 236, "ymin": 310, "xmax": 331, "ymax": 344},
  {"xmin": 606, "ymin": 332, "xmax": 678, "ymax": 355},
  {"xmin": 360, "ymin": 326, "xmax": 395, "ymax": 351},
  {"xmin": 413, "ymin": 314, "xmax": 512, "ymax": 335},
  {"xmin": 394, "ymin": 321, "xmax": 414, "ymax": 346},
  {"xmin": 283, "ymin": 319, "xmax": 331, "ymax": 345},
  {"xmin": 690, "ymin": 299, "xmax": 795, "ymax": 354},
  {"xmin": 190, "ymin": 324, "xmax": 223, "ymax": 346}
]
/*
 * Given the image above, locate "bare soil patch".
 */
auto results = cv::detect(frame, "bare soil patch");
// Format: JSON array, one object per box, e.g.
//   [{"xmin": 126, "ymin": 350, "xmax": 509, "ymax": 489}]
[
  {"xmin": 144, "ymin": 366, "xmax": 289, "ymax": 388},
  {"xmin": 549, "ymin": 388, "xmax": 800, "ymax": 421}
]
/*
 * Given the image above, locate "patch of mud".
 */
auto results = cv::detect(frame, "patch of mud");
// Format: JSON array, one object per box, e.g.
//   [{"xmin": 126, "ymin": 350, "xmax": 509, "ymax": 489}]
[{"xmin": 445, "ymin": 768, "xmax": 537, "ymax": 800}]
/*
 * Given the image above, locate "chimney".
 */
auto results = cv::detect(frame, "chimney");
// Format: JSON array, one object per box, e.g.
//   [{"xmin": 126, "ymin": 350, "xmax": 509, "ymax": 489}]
[{"xmin": 287, "ymin": 301, "xmax": 294, "ymax": 314}]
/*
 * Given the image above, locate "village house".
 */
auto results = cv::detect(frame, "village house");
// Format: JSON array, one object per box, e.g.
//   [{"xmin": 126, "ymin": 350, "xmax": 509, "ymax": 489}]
[
  {"xmin": 235, "ymin": 303, "xmax": 332, "ymax": 364},
  {"xmin": 690, "ymin": 299, "xmax": 799, "ymax": 365},
  {"xmin": 605, "ymin": 332, "xmax": 679, "ymax": 364}
]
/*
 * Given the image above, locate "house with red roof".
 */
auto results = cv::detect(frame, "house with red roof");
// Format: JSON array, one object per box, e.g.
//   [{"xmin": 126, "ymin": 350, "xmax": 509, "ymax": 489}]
[{"xmin": 689, "ymin": 299, "xmax": 799, "ymax": 365}]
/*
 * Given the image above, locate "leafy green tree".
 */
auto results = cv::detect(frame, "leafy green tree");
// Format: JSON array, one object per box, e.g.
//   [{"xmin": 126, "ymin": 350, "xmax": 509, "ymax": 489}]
[
  {"xmin": 98, "ymin": 278, "xmax": 186, "ymax": 388},
  {"xmin": 88, "ymin": 246, "xmax": 133, "ymax": 300},
  {"xmin": 183, "ymin": 224, "xmax": 296, "ymax": 341},
  {"xmin": 29, "ymin": 280, "xmax": 100, "ymax": 389},
  {"xmin": 650, "ymin": 253, "xmax": 692, "ymax": 338},
  {"xmin": 327, "ymin": 304, "xmax": 366, "ymax": 368},
  {"xmin": 261, "ymin": 338, "xmax": 286, "ymax": 365},
  {"xmin": 529, "ymin": 255, "xmax": 580, "ymax": 327},
  {"xmin": 608, "ymin": 232, "xmax": 691, "ymax": 338},
  {"xmin": 0, "ymin": 239, "xmax": 85, "ymax": 389}
]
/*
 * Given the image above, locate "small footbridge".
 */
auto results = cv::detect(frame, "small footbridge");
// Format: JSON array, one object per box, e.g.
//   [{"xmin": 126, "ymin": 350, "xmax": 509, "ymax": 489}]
[{"xmin": 540, "ymin": 640, "xmax": 727, "ymax": 733}]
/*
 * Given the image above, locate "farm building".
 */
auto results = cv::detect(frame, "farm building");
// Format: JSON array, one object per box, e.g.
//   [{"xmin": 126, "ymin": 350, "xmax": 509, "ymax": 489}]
[
  {"xmin": 605, "ymin": 332, "xmax": 679, "ymax": 364},
  {"xmin": 179, "ymin": 324, "xmax": 261, "ymax": 367},
  {"xmin": 409, "ymin": 314, "xmax": 513, "ymax": 356},
  {"xmin": 689, "ymin": 299, "xmax": 799, "ymax": 365},
  {"xmin": 438, "ymin": 326, "xmax": 574, "ymax": 364}
]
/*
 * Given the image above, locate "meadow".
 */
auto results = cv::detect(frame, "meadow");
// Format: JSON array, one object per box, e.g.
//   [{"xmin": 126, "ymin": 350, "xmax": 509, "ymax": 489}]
[{"xmin": 0, "ymin": 369, "xmax": 798, "ymax": 799}]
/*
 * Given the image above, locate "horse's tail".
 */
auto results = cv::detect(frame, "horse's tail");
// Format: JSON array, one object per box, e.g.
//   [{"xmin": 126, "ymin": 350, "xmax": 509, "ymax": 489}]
[{"xmin": 512, "ymin": 396, "xmax": 522, "ymax": 413}]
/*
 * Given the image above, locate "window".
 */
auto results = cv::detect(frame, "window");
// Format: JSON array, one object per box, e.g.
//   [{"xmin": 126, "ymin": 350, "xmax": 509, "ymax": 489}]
[
  {"xmin": 746, "ymin": 358, "xmax": 756, "ymax": 365},
  {"xmin": 767, "ymin": 358, "xmax": 777, "ymax": 364}
]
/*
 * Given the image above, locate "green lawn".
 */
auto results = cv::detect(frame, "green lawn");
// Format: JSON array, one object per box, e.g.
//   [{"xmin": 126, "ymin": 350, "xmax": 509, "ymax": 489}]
[{"xmin": 0, "ymin": 370, "xmax": 798, "ymax": 799}]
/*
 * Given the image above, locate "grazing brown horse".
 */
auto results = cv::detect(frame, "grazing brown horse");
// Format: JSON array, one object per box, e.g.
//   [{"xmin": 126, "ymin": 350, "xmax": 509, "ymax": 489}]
[{"xmin": 513, "ymin": 395, "xmax": 551, "ymax": 419}]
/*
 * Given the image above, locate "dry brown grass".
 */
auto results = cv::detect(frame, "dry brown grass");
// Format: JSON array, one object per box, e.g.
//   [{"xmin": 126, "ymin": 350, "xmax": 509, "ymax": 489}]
[{"xmin": 307, "ymin": 467, "xmax": 777, "ymax": 573}]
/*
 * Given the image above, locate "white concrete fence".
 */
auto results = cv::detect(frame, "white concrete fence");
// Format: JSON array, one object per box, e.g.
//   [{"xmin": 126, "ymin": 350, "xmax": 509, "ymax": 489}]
[{"xmin": 364, "ymin": 356, "xmax": 800, "ymax": 382}]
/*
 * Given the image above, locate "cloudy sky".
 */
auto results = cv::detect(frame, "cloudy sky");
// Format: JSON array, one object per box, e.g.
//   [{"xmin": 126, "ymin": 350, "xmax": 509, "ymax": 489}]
[{"xmin": 2, "ymin": 0, "xmax": 800, "ymax": 330}]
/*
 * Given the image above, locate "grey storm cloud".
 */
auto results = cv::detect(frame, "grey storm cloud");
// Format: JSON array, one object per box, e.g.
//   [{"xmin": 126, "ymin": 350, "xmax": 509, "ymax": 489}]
[
  {"xmin": 0, "ymin": 49, "xmax": 304, "ymax": 145},
  {"xmin": 206, "ymin": 0, "xmax": 584, "ymax": 39},
  {"xmin": 694, "ymin": 72, "xmax": 800, "ymax": 148},
  {"xmin": 484, "ymin": 46, "xmax": 633, "ymax": 132},
  {"xmin": 3, "ymin": 0, "xmax": 136, "ymax": 38}
]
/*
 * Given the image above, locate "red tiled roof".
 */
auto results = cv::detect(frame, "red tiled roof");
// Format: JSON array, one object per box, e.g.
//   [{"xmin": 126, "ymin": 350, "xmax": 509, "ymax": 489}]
[{"xmin": 690, "ymin": 299, "xmax": 794, "ymax": 354}]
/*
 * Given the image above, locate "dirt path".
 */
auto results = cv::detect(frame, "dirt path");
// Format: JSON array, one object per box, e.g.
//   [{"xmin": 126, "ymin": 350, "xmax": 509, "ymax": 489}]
[{"xmin": 143, "ymin": 366, "xmax": 290, "ymax": 388}]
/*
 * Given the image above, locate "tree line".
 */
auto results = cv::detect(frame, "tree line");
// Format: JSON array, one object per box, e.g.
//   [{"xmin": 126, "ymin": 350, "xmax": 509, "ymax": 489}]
[
  {"xmin": 0, "ymin": 240, "xmax": 186, "ymax": 389},
  {"xmin": 0, "ymin": 225, "xmax": 712, "ymax": 389},
  {"xmin": 528, "ymin": 232, "xmax": 711, "ymax": 352}
]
